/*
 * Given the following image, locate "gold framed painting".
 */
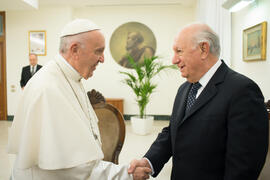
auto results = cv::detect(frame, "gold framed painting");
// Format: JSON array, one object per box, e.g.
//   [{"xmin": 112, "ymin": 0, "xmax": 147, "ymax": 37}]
[
  {"xmin": 28, "ymin": 30, "xmax": 47, "ymax": 56},
  {"xmin": 243, "ymin": 21, "xmax": 267, "ymax": 61},
  {"xmin": 110, "ymin": 22, "xmax": 156, "ymax": 69}
]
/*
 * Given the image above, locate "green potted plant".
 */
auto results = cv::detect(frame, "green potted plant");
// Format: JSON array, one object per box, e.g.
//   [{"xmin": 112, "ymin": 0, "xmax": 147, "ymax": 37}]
[{"xmin": 120, "ymin": 55, "xmax": 176, "ymax": 135}]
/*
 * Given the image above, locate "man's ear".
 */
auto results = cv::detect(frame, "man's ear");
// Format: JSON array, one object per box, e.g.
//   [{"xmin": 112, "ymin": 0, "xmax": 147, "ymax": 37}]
[
  {"xmin": 70, "ymin": 43, "xmax": 80, "ymax": 60},
  {"xmin": 199, "ymin": 42, "xmax": 209, "ymax": 59}
]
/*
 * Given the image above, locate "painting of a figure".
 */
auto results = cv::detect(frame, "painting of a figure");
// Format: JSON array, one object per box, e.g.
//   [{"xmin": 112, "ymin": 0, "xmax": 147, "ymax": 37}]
[
  {"xmin": 119, "ymin": 31, "xmax": 154, "ymax": 68},
  {"xmin": 110, "ymin": 22, "xmax": 156, "ymax": 68}
]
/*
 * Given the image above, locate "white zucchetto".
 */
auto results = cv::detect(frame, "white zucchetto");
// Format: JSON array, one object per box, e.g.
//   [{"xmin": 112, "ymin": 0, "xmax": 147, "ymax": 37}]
[{"xmin": 60, "ymin": 19, "xmax": 100, "ymax": 37}]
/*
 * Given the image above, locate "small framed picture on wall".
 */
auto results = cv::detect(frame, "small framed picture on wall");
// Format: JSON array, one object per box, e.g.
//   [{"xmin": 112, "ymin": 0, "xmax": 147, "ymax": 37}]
[
  {"xmin": 0, "ymin": 15, "xmax": 3, "ymax": 36},
  {"xmin": 243, "ymin": 21, "xmax": 267, "ymax": 61},
  {"xmin": 29, "ymin": 30, "xmax": 47, "ymax": 56}
]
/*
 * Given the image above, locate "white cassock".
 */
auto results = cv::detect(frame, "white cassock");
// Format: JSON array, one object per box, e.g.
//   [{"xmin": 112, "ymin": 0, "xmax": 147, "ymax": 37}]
[{"xmin": 7, "ymin": 54, "xmax": 132, "ymax": 180}]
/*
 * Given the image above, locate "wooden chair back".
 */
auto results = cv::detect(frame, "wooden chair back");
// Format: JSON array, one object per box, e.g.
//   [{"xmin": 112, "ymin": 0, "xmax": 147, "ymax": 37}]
[{"xmin": 87, "ymin": 89, "xmax": 125, "ymax": 164}]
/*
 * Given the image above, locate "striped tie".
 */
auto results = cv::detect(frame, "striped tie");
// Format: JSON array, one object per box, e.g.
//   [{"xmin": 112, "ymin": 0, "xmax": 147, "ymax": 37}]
[
  {"xmin": 31, "ymin": 66, "xmax": 34, "ymax": 75},
  {"xmin": 185, "ymin": 82, "xmax": 201, "ymax": 113}
]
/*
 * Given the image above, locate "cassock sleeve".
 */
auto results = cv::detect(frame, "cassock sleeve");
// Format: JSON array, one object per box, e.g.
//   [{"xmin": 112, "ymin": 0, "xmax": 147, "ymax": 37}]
[
  {"xmin": 12, "ymin": 160, "xmax": 132, "ymax": 180},
  {"xmin": 90, "ymin": 160, "xmax": 133, "ymax": 180}
]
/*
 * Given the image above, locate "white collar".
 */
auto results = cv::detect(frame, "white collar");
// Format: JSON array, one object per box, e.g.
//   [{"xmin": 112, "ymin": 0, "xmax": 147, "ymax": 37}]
[
  {"xmin": 56, "ymin": 53, "xmax": 82, "ymax": 82},
  {"xmin": 198, "ymin": 60, "xmax": 222, "ymax": 88}
]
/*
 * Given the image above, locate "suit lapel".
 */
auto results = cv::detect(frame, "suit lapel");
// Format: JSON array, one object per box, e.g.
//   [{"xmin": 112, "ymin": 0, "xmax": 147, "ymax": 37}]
[
  {"xmin": 26, "ymin": 66, "xmax": 32, "ymax": 77},
  {"xmin": 37, "ymin": 65, "xmax": 41, "ymax": 70},
  {"xmin": 178, "ymin": 61, "xmax": 229, "ymax": 126},
  {"xmin": 182, "ymin": 83, "xmax": 217, "ymax": 122}
]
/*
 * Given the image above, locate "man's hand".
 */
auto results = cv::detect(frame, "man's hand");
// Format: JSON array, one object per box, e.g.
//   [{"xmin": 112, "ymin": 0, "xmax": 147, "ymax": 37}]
[{"xmin": 128, "ymin": 158, "xmax": 152, "ymax": 180}]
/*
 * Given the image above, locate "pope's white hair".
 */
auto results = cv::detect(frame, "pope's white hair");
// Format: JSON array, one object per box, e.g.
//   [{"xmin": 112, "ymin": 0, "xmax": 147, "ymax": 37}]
[{"xmin": 59, "ymin": 34, "xmax": 85, "ymax": 54}]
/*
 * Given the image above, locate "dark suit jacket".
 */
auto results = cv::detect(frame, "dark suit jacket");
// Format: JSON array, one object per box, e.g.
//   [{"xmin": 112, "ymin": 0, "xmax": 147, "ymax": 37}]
[
  {"xmin": 20, "ymin": 64, "xmax": 42, "ymax": 88},
  {"xmin": 145, "ymin": 61, "xmax": 268, "ymax": 180}
]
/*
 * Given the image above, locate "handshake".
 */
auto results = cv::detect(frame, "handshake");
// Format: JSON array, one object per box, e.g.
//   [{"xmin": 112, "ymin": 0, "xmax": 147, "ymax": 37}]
[{"xmin": 128, "ymin": 158, "xmax": 153, "ymax": 180}]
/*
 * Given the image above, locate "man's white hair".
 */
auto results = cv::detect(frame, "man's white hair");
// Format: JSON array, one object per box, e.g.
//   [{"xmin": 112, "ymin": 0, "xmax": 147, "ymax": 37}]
[
  {"xmin": 193, "ymin": 30, "xmax": 220, "ymax": 58},
  {"xmin": 181, "ymin": 22, "xmax": 221, "ymax": 58}
]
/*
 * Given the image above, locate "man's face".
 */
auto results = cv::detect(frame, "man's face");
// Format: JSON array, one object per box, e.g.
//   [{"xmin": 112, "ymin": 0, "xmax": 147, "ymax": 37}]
[
  {"xmin": 172, "ymin": 30, "xmax": 203, "ymax": 83},
  {"xmin": 29, "ymin": 54, "xmax": 38, "ymax": 66},
  {"xmin": 77, "ymin": 30, "xmax": 105, "ymax": 79},
  {"xmin": 126, "ymin": 32, "xmax": 138, "ymax": 50}
]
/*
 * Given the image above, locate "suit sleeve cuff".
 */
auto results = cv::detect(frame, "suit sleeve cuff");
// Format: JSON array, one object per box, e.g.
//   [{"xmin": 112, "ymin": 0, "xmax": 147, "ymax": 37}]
[{"xmin": 143, "ymin": 157, "xmax": 155, "ymax": 175}]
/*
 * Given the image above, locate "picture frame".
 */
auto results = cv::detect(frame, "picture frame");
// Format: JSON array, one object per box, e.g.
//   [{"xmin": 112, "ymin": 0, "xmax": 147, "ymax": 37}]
[
  {"xmin": 243, "ymin": 21, "xmax": 267, "ymax": 61},
  {"xmin": 28, "ymin": 30, "xmax": 46, "ymax": 56},
  {"xmin": 110, "ymin": 22, "xmax": 156, "ymax": 69},
  {"xmin": 0, "ymin": 14, "xmax": 3, "ymax": 36}
]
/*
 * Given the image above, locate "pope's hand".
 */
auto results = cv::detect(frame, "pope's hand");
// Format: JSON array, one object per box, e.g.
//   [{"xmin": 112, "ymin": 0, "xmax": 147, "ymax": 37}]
[{"xmin": 128, "ymin": 158, "xmax": 152, "ymax": 180}]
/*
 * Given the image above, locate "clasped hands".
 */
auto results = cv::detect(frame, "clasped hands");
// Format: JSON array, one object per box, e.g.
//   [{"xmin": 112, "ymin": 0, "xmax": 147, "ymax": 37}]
[{"xmin": 128, "ymin": 158, "xmax": 152, "ymax": 180}]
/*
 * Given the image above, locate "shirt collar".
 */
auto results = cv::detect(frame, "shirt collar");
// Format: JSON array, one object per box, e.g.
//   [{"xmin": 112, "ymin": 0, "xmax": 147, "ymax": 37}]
[{"xmin": 198, "ymin": 60, "xmax": 222, "ymax": 88}]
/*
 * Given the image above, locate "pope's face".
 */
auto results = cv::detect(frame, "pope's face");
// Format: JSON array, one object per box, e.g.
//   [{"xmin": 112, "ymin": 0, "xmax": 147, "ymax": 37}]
[{"xmin": 78, "ymin": 30, "xmax": 105, "ymax": 79}]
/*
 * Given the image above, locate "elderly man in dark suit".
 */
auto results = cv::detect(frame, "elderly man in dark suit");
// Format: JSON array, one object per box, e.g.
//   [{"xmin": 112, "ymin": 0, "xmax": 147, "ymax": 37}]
[
  {"xmin": 129, "ymin": 23, "xmax": 268, "ymax": 180},
  {"xmin": 20, "ymin": 53, "xmax": 42, "ymax": 89}
]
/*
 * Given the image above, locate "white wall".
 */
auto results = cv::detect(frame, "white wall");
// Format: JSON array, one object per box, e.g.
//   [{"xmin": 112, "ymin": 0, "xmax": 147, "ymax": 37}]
[
  {"xmin": 231, "ymin": 0, "xmax": 270, "ymax": 100},
  {"xmin": 6, "ymin": 7, "xmax": 73, "ymax": 115},
  {"xmin": 74, "ymin": 5, "xmax": 195, "ymax": 115},
  {"xmin": 196, "ymin": 0, "xmax": 231, "ymax": 66},
  {"xmin": 6, "ymin": 5, "xmax": 196, "ymax": 115}
]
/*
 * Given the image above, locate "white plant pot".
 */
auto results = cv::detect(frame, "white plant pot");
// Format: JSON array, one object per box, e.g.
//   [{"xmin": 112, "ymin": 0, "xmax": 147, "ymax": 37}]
[{"xmin": 130, "ymin": 116, "xmax": 154, "ymax": 135}]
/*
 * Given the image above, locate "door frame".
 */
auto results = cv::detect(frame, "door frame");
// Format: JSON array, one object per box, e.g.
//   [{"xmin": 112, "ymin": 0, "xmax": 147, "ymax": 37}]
[{"xmin": 0, "ymin": 11, "xmax": 7, "ymax": 120}]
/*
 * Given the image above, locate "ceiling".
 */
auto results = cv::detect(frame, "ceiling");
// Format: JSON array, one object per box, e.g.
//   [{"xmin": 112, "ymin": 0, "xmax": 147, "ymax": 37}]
[{"xmin": 0, "ymin": 0, "xmax": 197, "ymax": 11}]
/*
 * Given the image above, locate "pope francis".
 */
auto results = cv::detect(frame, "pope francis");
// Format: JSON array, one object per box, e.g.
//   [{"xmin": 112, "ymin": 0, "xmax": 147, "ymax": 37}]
[{"xmin": 7, "ymin": 19, "xmax": 149, "ymax": 180}]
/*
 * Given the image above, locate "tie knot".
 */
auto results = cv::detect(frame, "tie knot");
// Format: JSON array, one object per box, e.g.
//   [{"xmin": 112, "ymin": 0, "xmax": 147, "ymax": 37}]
[{"xmin": 191, "ymin": 82, "xmax": 201, "ymax": 92}]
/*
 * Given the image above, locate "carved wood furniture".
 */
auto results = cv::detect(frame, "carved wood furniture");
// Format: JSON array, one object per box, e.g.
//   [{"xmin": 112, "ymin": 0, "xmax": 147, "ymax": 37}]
[
  {"xmin": 106, "ymin": 98, "xmax": 124, "ymax": 115},
  {"xmin": 87, "ymin": 89, "xmax": 125, "ymax": 164}
]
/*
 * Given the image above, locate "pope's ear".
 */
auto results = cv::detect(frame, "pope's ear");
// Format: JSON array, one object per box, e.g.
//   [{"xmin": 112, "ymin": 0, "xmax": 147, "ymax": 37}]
[
  {"xmin": 199, "ymin": 42, "xmax": 209, "ymax": 59},
  {"xmin": 70, "ymin": 43, "xmax": 80, "ymax": 59},
  {"xmin": 70, "ymin": 43, "xmax": 79, "ymax": 53}
]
